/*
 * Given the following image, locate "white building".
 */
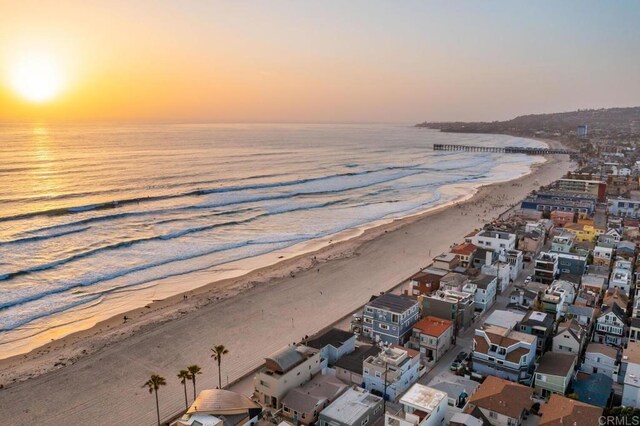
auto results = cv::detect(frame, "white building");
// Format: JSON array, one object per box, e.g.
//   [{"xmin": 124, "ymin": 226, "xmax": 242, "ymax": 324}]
[
  {"xmin": 470, "ymin": 230, "xmax": 517, "ymax": 252},
  {"xmin": 384, "ymin": 384, "xmax": 447, "ymax": 426},
  {"xmin": 610, "ymin": 260, "xmax": 633, "ymax": 294},
  {"xmin": 469, "ymin": 274, "xmax": 497, "ymax": 312},
  {"xmin": 593, "ymin": 244, "xmax": 614, "ymax": 265},
  {"xmin": 363, "ymin": 345, "xmax": 421, "ymax": 401},
  {"xmin": 481, "ymin": 259, "xmax": 511, "ymax": 294},
  {"xmin": 553, "ymin": 319, "xmax": 586, "ymax": 356},
  {"xmin": 254, "ymin": 345, "xmax": 323, "ymax": 408},
  {"xmin": 505, "ymin": 250, "xmax": 524, "ymax": 280},
  {"xmin": 582, "ymin": 343, "xmax": 619, "ymax": 379},
  {"xmin": 318, "ymin": 387, "xmax": 383, "ymax": 426},
  {"xmin": 542, "ymin": 280, "xmax": 576, "ymax": 320}
]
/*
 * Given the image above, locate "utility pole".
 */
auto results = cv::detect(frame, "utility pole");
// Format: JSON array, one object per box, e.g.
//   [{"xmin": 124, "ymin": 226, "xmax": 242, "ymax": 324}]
[{"xmin": 383, "ymin": 357, "xmax": 388, "ymax": 414}]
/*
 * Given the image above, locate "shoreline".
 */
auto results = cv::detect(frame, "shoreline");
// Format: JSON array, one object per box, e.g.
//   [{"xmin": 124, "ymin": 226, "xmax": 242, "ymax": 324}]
[
  {"xmin": 0, "ymin": 170, "xmax": 534, "ymax": 383},
  {"xmin": 0, "ymin": 140, "xmax": 545, "ymax": 365},
  {"xmin": 0, "ymin": 137, "xmax": 574, "ymax": 425}
]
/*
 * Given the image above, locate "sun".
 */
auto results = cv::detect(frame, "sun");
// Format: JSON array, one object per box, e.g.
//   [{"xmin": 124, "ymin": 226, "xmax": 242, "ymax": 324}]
[{"xmin": 8, "ymin": 52, "xmax": 65, "ymax": 103}]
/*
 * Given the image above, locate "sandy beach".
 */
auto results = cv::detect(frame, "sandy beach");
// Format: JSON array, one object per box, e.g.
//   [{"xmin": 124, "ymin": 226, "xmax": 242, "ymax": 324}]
[{"xmin": 0, "ymin": 140, "xmax": 574, "ymax": 425}]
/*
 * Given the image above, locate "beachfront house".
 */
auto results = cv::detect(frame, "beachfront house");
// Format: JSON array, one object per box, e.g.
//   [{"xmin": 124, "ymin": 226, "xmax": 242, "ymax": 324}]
[
  {"xmin": 384, "ymin": 384, "xmax": 447, "ymax": 426},
  {"xmin": 432, "ymin": 253, "xmax": 460, "ymax": 271},
  {"xmin": 281, "ymin": 374, "xmax": 348, "ymax": 425},
  {"xmin": 533, "ymin": 352, "xmax": 577, "ymax": 398},
  {"xmin": 362, "ymin": 293, "xmax": 419, "ymax": 345},
  {"xmin": 176, "ymin": 389, "xmax": 262, "ymax": 426},
  {"xmin": 305, "ymin": 328, "xmax": 356, "ymax": 366},
  {"xmin": 254, "ymin": 344, "xmax": 323, "ymax": 408},
  {"xmin": 363, "ymin": 345, "xmax": 420, "ymax": 401},
  {"xmin": 317, "ymin": 387, "xmax": 384, "ymax": 426},
  {"xmin": 469, "ymin": 229, "xmax": 517, "ymax": 252},
  {"xmin": 408, "ymin": 271, "xmax": 443, "ymax": 297},
  {"xmin": 472, "ymin": 324, "xmax": 537, "ymax": 383},
  {"xmin": 449, "ymin": 243, "xmax": 479, "ymax": 268}
]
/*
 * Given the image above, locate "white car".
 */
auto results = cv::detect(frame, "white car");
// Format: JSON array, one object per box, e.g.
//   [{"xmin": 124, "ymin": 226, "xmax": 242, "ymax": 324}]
[{"xmin": 524, "ymin": 276, "xmax": 532, "ymax": 283}]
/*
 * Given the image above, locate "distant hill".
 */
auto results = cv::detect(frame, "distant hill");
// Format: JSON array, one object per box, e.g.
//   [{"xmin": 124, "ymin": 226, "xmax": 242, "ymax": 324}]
[{"xmin": 416, "ymin": 107, "xmax": 640, "ymax": 140}]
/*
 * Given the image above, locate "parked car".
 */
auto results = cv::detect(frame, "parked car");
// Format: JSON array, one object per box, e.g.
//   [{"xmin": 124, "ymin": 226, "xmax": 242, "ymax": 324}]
[
  {"xmin": 455, "ymin": 351, "xmax": 468, "ymax": 362},
  {"xmin": 524, "ymin": 275, "xmax": 532, "ymax": 284}
]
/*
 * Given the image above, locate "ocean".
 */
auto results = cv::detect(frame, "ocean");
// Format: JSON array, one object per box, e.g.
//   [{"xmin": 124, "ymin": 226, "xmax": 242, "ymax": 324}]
[{"xmin": 0, "ymin": 123, "xmax": 545, "ymax": 357}]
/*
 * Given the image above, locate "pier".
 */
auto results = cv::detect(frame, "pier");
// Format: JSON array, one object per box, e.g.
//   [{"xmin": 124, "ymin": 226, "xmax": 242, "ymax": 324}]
[{"xmin": 433, "ymin": 143, "xmax": 576, "ymax": 155}]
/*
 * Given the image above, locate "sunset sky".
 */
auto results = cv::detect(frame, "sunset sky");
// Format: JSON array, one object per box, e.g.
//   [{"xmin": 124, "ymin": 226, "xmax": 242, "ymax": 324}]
[{"xmin": 1, "ymin": 0, "xmax": 639, "ymax": 123}]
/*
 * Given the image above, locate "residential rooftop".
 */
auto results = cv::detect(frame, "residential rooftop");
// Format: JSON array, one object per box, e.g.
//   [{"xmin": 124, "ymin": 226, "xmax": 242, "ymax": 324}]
[
  {"xmin": 538, "ymin": 394, "xmax": 603, "ymax": 426},
  {"xmin": 468, "ymin": 376, "xmax": 533, "ymax": 419},
  {"xmin": 320, "ymin": 387, "xmax": 382, "ymax": 425},
  {"xmin": 536, "ymin": 352, "xmax": 577, "ymax": 377},
  {"xmin": 399, "ymin": 383, "xmax": 447, "ymax": 414},
  {"xmin": 413, "ymin": 316, "xmax": 452, "ymax": 337},
  {"xmin": 366, "ymin": 293, "xmax": 417, "ymax": 313},
  {"xmin": 305, "ymin": 328, "xmax": 355, "ymax": 351}
]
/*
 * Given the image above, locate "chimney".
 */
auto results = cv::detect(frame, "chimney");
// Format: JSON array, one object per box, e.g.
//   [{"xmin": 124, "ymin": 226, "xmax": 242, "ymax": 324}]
[
  {"xmin": 519, "ymin": 290, "xmax": 524, "ymax": 306},
  {"xmin": 486, "ymin": 250, "xmax": 492, "ymax": 266}
]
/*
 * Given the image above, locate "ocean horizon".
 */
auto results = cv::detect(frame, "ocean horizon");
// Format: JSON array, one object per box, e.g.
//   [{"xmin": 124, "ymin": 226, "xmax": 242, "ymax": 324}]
[{"xmin": 0, "ymin": 123, "xmax": 545, "ymax": 357}]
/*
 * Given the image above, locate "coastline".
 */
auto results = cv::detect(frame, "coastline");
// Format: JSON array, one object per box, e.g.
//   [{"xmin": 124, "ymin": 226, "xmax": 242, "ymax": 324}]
[
  {"xmin": 0, "ymin": 136, "xmax": 546, "ymax": 363},
  {"xmin": 0, "ymin": 137, "xmax": 574, "ymax": 425}
]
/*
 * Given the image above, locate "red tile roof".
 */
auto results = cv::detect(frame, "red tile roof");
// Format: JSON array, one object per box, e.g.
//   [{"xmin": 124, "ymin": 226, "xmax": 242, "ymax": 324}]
[
  {"xmin": 413, "ymin": 316, "xmax": 453, "ymax": 337},
  {"xmin": 450, "ymin": 242, "xmax": 479, "ymax": 256}
]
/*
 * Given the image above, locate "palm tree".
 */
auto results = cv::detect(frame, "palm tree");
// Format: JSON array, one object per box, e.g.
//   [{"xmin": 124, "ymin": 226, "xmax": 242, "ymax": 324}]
[
  {"xmin": 211, "ymin": 344, "xmax": 229, "ymax": 388},
  {"xmin": 187, "ymin": 365, "xmax": 202, "ymax": 400},
  {"xmin": 177, "ymin": 369, "xmax": 192, "ymax": 410},
  {"xmin": 143, "ymin": 374, "xmax": 167, "ymax": 426}
]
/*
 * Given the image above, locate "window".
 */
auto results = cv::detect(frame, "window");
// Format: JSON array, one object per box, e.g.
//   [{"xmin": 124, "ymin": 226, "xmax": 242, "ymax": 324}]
[
  {"xmin": 364, "ymin": 368, "xmax": 369, "ymax": 375},
  {"xmin": 364, "ymin": 318, "xmax": 372, "ymax": 324},
  {"xmin": 391, "ymin": 314, "xmax": 399, "ymax": 323},
  {"xmin": 489, "ymin": 411, "xmax": 497, "ymax": 419},
  {"xmin": 362, "ymin": 417, "xmax": 369, "ymax": 426},
  {"xmin": 375, "ymin": 371, "xmax": 381, "ymax": 378},
  {"xmin": 380, "ymin": 324, "xmax": 389, "ymax": 331}
]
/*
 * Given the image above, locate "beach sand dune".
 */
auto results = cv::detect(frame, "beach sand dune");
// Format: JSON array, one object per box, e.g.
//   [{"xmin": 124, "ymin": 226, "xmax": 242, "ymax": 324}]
[{"xmin": 0, "ymin": 145, "xmax": 573, "ymax": 425}]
